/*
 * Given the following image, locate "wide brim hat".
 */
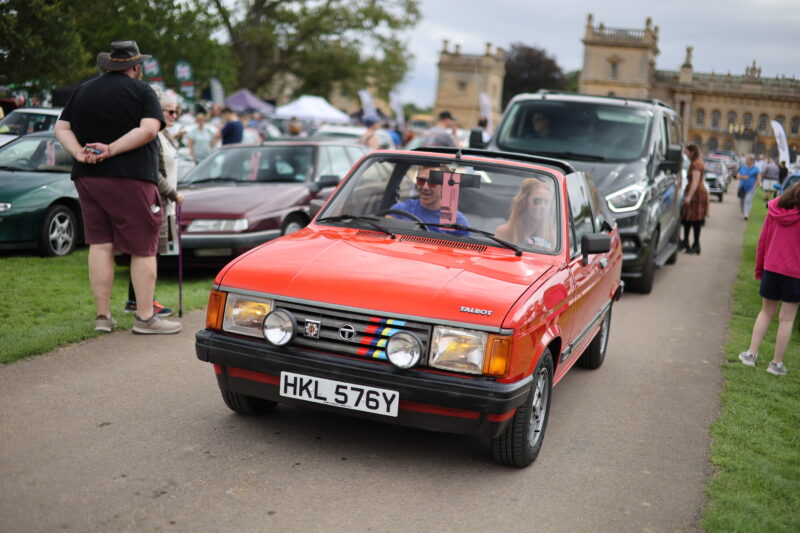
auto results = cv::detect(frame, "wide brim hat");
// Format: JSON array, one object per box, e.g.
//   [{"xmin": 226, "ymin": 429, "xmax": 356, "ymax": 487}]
[{"xmin": 96, "ymin": 40, "xmax": 151, "ymax": 71}]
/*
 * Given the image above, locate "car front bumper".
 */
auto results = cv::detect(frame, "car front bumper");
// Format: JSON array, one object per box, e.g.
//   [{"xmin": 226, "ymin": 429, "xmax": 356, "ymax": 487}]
[{"xmin": 196, "ymin": 329, "xmax": 532, "ymax": 438}]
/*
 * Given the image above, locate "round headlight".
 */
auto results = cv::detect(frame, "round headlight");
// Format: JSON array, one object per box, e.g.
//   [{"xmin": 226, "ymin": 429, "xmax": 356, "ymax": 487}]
[
  {"xmin": 263, "ymin": 309, "xmax": 296, "ymax": 346},
  {"xmin": 386, "ymin": 331, "xmax": 422, "ymax": 369}
]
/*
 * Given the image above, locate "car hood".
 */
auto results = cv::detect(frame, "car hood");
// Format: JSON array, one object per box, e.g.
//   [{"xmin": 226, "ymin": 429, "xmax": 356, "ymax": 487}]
[
  {"xmin": 217, "ymin": 229, "xmax": 555, "ymax": 327},
  {"xmin": 179, "ymin": 183, "xmax": 309, "ymax": 218},
  {"xmin": 0, "ymin": 170, "xmax": 70, "ymax": 200},
  {"xmin": 0, "ymin": 133, "xmax": 18, "ymax": 147},
  {"xmin": 566, "ymin": 158, "xmax": 647, "ymax": 196}
]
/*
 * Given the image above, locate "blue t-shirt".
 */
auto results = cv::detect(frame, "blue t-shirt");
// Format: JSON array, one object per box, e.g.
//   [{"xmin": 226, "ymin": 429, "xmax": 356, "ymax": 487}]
[
  {"xmin": 390, "ymin": 199, "xmax": 470, "ymax": 235},
  {"xmin": 220, "ymin": 120, "xmax": 244, "ymax": 145},
  {"xmin": 738, "ymin": 165, "xmax": 759, "ymax": 193}
]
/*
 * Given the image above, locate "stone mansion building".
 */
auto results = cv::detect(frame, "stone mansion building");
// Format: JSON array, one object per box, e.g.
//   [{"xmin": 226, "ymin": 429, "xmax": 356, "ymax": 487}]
[{"xmin": 578, "ymin": 14, "xmax": 800, "ymax": 160}]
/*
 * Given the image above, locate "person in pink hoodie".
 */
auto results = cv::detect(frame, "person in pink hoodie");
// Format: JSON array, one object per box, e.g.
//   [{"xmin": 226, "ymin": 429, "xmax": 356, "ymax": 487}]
[{"xmin": 738, "ymin": 183, "xmax": 800, "ymax": 375}]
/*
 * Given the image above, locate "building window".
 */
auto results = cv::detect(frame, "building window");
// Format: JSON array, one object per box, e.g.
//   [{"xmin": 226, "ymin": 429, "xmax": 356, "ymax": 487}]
[
  {"xmin": 711, "ymin": 111, "xmax": 721, "ymax": 130},
  {"xmin": 754, "ymin": 141, "xmax": 765, "ymax": 155},
  {"xmin": 724, "ymin": 139, "xmax": 734, "ymax": 150},
  {"xmin": 708, "ymin": 137, "xmax": 718, "ymax": 151},
  {"xmin": 727, "ymin": 112, "xmax": 737, "ymax": 129},
  {"xmin": 458, "ymin": 81, "xmax": 467, "ymax": 91},
  {"xmin": 743, "ymin": 112, "xmax": 752, "ymax": 129},
  {"xmin": 695, "ymin": 109, "xmax": 705, "ymax": 127},
  {"xmin": 758, "ymin": 114, "xmax": 768, "ymax": 132},
  {"xmin": 774, "ymin": 115, "xmax": 785, "ymax": 130},
  {"xmin": 770, "ymin": 144, "xmax": 779, "ymax": 158},
  {"xmin": 791, "ymin": 117, "xmax": 800, "ymax": 135},
  {"xmin": 610, "ymin": 62, "xmax": 618, "ymax": 80}
]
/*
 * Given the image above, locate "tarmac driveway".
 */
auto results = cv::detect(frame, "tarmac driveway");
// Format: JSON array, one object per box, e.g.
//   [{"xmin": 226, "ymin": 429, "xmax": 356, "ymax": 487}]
[{"xmin": 0, "ymin": 195, "xmax": 743, "ymax": 532}]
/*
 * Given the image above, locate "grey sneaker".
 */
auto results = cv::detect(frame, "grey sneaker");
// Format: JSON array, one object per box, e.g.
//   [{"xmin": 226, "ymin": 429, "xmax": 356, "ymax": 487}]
[
  {"xmin": 738, "ymin": 351, "xmax": 757, "ymax": 367},
  {"xmin": 132, "ymin": 314, "xmax": 182, "ymax": 335},
  {"xmin": 95, "ymin": 314, "xmax": 117, "ymax": 332},
  {"xmin": 767, "ymin": 361, "xmax": 788, "ymax": 376}
]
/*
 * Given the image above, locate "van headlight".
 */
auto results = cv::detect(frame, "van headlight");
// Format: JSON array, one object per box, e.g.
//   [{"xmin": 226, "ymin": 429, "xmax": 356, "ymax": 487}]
[
  {"xmin": 606, "ymin": 184, "xmax": 646, "ymax": 213},
  {"xmin": 429, "ymin": 326, "xmax": 488, "ymax": 374},
  {"xmin": 222, "ymin": 293, "xmax": 274, "ymax": 337}
]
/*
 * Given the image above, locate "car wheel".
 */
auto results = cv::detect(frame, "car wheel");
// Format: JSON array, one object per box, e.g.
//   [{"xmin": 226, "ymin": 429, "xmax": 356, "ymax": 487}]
[
  {"xmin": 281, "ymin": 215, "xmax": 308, "ymax": 236},
  {"xmin": 578, "ymin": 305, "xmax": 612, "ymax": 369},
  {"xmin": 491, "ymin": 349, "xmax": 553, "ymax": 468},
  {"xmin": 38, "ymin": 205, "xmax": 78, "ymax": 257},
  {"xmin": 221, "ymin": 390, "xmax": 278, "ymax": 416},
  {"xmin": 627, "ymin": 231, "xmax": 657, "ymax": 294}
]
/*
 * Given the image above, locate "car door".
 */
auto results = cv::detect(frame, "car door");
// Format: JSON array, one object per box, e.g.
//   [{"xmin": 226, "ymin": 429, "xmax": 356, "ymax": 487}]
[
  {"xmin": 652, "ymin": 113, "xmax": 680, "ymax": 252},
  {"xmin": 559, "ymin": 172, "xmax": 607, "ymax": 376}
]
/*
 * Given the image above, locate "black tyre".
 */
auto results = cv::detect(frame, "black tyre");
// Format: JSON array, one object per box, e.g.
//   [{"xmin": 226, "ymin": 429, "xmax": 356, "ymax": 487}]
[
  {"xmin": 627, "ymin": 231, "xmax": 657, "ymax": 294},
  {"xmin": 577, "ymin": 306, "xmax": 612, "ymax": 369},
  {"xmin": 281, "ymin": 214, "xmax": 308, "ymax": 236},
  {"xmin": 665, "ymin": 226, "xmax": 679, "ymax": 265},
  {"xmin": 38, "ymin": 205, "xmax": 78, "ymax": 257},
  {"xmin": 221, "ymin": 390, "xmax": 278, "ymax": 416},
  {"xmin": 491, "ymin": 349, "xmax": 553, "ymax": 468}
]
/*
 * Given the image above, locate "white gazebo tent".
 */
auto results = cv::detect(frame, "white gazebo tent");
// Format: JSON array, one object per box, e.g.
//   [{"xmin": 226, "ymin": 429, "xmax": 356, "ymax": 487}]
[{"xmin": 273, "ymin": 95, "xmax": 350, "ymax": 124}]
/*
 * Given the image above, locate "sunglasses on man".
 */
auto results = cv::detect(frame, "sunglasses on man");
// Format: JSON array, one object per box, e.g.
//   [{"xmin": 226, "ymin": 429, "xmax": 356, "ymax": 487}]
[{"xmin": 416, "ymin": 177, "xmax": 439, "ymax": 189}]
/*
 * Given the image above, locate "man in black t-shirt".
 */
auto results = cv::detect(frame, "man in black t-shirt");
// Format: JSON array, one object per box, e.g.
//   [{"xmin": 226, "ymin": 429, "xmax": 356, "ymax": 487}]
[
  {"xmin": 55, "ymin": 40, "xmax": 181, "ymax": 335},
  {"xmin": 215, "ymin": 107, "xmax": 244, "ymax": 145}
]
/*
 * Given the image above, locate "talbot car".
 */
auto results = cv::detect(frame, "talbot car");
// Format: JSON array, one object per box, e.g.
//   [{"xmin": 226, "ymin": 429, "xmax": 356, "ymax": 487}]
[{"xmin": 195, "ymin": 147, "xmax": 623, "ymax": 467}]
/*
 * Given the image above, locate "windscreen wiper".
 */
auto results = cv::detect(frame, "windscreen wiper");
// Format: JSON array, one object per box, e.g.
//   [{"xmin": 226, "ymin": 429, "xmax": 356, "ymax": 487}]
[
  {"xmin": 316, "ymin": 214, "xmax": 396, "ymax": 239},
  {"xmin": 423, "ymin": 223, "xmax": 523, "ymax": 256},
  {"xmin": 0, "ymin": 165, "xmax": 25, "ymax": 171}
]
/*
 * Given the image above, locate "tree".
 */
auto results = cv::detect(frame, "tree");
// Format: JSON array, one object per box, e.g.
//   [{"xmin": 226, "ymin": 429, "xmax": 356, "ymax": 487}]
[
  {"xmin": 0, "ymin": 0, "xmax": 93, "ymax": 95},
  {"xmin": 210, "ymin": 0, "xmax": 420, "ymax": 100},
  {"xmin": 502, "ymin": 43, "xmax": 566, "ymax": 107}
]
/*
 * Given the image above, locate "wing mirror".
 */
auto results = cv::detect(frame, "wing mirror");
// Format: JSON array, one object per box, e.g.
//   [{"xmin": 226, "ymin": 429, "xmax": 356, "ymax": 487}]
[
  {"xmin": 659, "ymin": 145, "xmax": 683, "ymax": 173},
  {"xmin": 309, "ymin": 174, "xmax": 340, "ymax": 193},
  {"xmin": 581, "ymin": 233, "xmax": 611, "ymax": 266}
]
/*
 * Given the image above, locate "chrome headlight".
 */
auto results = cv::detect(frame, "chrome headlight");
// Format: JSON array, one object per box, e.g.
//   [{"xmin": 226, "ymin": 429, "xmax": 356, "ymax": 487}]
[
  {"xmin": 429, "ymin": 326, "xmax": 488, "ymax": 374},
  {"xmin": 0, "ymin": 203, "xmax": 11, "ymax": 213},
  {"xmin": 222, "ymin": 293, "xmax": 273, "ymax": 337},
  {"xmin": 386, "ymin": 331, "xmax": 423, "ymax": 369},
  {"xmin": 263, "ymin": 309, "xmax": 297, "ymax": 346},
  {"xmin": 187, "ymin": 218, "xmax": 248, "ymax": 232},
  {"xmin": 606, "ymin": 184, "xmax": 646, "ymax": 213}
]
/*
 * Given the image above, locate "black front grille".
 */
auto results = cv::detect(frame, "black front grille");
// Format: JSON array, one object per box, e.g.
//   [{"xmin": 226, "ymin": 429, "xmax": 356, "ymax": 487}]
[{"xmin": 276, "ymin": 301, "xmax": 432, "ymax": 362}]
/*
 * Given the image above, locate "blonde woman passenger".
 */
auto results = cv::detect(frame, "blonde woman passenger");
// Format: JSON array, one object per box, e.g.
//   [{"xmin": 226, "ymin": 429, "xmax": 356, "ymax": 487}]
[{"xmin": 495, "ymin": 178, "xmax": 557, "ymax": 250}]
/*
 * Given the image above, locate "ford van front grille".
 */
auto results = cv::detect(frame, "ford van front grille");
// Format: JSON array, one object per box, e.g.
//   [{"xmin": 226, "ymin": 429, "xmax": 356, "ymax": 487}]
[{"xmin": 275, "ymin": 301, "xmax": 432, "ymax": 362}]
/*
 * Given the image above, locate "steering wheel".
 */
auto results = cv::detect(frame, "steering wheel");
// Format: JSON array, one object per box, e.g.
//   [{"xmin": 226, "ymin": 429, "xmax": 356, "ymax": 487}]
[{"xmin": 375, "ymin": 209, "xmax": 429, "ymax": 231}]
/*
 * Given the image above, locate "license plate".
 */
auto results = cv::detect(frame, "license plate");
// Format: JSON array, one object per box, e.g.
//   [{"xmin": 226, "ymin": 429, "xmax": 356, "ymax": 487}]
[{"xmin": 279, "ymin": 372, "xmax": 399, "ymax": 417}]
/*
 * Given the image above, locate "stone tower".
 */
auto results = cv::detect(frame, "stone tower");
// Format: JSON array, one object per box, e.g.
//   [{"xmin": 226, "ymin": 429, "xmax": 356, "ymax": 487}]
[
  {"xmin": 579, "ymin": 14, "xmax": 659, "ymax": 99},
  {"xmin": 434, "ymin": 41, "xmax": 505, "ymax": 130}
]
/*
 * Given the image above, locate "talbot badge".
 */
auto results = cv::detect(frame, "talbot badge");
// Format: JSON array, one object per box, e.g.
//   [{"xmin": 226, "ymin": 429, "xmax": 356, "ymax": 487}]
[{"xmin": 338, "ymin": 324, "xmax": 356, "ymax": 341}]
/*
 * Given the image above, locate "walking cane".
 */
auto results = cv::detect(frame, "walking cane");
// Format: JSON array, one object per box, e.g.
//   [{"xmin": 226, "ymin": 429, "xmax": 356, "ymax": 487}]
[{"xmin": 176, "ymin": 203, "xmax": 183, "ymax": 318}]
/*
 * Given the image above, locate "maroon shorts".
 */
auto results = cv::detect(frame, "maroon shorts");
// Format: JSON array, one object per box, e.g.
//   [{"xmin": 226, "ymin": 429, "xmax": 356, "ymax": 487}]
[{"xmin": 75, "ymin": 177, "xmax": 162, "ymax": 256}]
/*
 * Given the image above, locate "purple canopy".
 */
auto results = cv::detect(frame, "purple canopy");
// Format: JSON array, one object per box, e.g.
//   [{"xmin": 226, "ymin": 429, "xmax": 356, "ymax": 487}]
[{"xmin": 224, "ymin": 89, "xmax": 274, "ymax": 114}]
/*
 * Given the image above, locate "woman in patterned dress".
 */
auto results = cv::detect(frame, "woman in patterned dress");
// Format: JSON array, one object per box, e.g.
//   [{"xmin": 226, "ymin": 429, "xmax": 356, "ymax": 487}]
[{"xmin": 680, "ymin": 144, "xmax": 709, "ymax": 254}]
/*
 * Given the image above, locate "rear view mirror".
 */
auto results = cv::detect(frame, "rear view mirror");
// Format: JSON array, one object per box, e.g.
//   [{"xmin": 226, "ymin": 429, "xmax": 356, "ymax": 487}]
[
  {"xmin": 309, "ymin": 199, "xmax": 325, "ymax": 219},
  {"xmin": 428, "ymin": 170, "xmax": 481, "ymax": 188},
  {"xmin": 581, "ymin": 232, "xmax": 611, "ymax": 266}
]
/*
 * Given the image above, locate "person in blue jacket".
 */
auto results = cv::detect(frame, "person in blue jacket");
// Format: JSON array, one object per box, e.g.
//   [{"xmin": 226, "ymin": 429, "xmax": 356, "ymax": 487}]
[
  {"xmin": 737, "ymin": 154, "xmax": 761, "ymax": 220},
  {"xmin": 391, "ymin": 165, "xmax": 469, "ymax": 234}
]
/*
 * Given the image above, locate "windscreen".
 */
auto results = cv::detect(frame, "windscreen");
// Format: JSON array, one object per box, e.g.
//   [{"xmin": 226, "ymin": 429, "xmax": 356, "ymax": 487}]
[
  {"xmin": 495, "ymin": 100, "xmax": 654, "ymax": 162},
  {"xmin": 318, "ymin": 156, "xmax": 561, "ymax": 254},
  {"xmin": 181, "ymin": 145, "xmax": 314, "ymax": 185},
  {"xmin": 0, "ymin": 136, "xmax": 71, "ymax": 171}
]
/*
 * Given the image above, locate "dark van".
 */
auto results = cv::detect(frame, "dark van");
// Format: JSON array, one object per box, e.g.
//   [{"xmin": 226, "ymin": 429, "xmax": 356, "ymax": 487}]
[{"xmin": 475, "ymin": 92, "xmax": 683, "ymax": 293}]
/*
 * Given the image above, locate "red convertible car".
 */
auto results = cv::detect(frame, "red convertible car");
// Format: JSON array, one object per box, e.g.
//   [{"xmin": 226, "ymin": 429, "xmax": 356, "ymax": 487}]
[
  {"xmin": 178, "ymin": 139, "xmax": 367, "ymax": 262},
  {"xmin": 195, "ymin": 147, "xmax": 623, "ymax": 467}
]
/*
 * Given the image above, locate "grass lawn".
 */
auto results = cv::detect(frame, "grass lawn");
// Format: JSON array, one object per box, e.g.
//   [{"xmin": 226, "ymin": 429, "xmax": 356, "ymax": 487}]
[
  {"xmin": 0, "ymin": 249, "xmax": 218, "ymax": 364},
  {"xmin": 703, "ymin": 191, "xmax": 800, "ymax": 533}
]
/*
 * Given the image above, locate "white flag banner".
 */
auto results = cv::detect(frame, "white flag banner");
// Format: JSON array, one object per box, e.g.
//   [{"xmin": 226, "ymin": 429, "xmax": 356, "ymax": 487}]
[
  {"xmin": 358, "ymin": 89, "xmax": 377, "ymax": 120},
  {"xmin": 210, "ymin": 78, "xmax": 225, "ymax": 105},
  {"xmin": 390, "ymin": 92, "xmax": 405, "ymax": 128},
  {"xmin": 479, "ymin": 92, "xmax": 493, "ymax": 132},
  {"xmin": 770, "ymin": 120, "xmax": 790, "ymax": 165}
]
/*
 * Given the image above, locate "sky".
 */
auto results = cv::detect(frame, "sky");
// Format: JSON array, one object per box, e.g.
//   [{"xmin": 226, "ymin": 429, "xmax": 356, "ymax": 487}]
[{"xmin": 394, "ymin": 0, "xmax": 800, "ymax": 107}]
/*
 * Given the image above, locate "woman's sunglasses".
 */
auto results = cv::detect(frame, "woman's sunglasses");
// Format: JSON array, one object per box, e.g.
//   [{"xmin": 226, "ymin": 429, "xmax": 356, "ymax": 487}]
[
  {"xmin": 165, "ymin": 109, "xmax": 179, "ymax": 116},
  {"xmin": 532, "ymin": 197, "xmax": 550, "ymax": 206}
]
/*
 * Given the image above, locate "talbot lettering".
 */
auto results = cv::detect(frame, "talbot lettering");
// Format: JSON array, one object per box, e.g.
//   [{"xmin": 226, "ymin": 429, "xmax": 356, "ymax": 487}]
[{"xmin": 460, "ymin": 306, "xmax": 493, "ymax": 316}]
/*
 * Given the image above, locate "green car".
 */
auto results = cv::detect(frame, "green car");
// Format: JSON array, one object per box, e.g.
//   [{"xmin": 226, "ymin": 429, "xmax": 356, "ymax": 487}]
[{"xmin": 0, "ymin": 132, "xmax": 82, "ymax": 256}]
